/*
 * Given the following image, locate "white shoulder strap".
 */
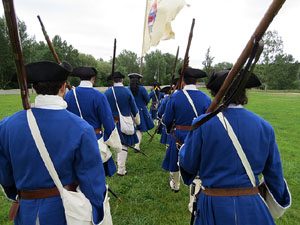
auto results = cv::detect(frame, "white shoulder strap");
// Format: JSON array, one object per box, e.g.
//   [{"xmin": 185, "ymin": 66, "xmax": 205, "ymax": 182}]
[
  {"xmin": 112, "ymin": 87, "xmax": 122, "ymax": 115},
  {"xmin": 216, "ymin": 112, "xmax": 256, "ymax": 187},
  {"xmin": 26, "ymin": 109, "xmax": 64, "ymax": 193},
  {"xmin": 183, "ymin": 89, "xmax": 198, "ymax": 117},
  {"xmin": 72, "ymin": 88, "xmax": 83, "ymax": 119}
]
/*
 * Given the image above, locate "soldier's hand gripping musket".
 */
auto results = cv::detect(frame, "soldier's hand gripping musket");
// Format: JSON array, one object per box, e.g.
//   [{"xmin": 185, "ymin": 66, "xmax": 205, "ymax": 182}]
[{"xmin": 3, "ymin": 0, "xmax": 30, "ymax": 110}]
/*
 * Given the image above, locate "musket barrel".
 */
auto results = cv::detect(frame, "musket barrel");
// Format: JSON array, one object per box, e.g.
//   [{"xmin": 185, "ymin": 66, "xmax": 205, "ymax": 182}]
[
  {"xmin": 3, "ymin": 0, "xmax": 30, "ymax": 110},
  {"xmin": 111, "ymin": 38, "xmax": 117, "ymax": 76},
  {"xmin": 206, "ymin": 0, "xmax": 286, "ymax": 113},
  {"xmin": 37, "ymin": 15, "xmax": 61, "ymax": 64},
  {"xmin": 177, "ymin": 18, "xmax": 195, "ymax": 90}
]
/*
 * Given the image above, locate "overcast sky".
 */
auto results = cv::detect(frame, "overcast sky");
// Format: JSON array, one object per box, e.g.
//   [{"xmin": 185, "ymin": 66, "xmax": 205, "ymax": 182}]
[{"xmin": 1, "ymin": 0, "xmax": 299, "ymax": 68}]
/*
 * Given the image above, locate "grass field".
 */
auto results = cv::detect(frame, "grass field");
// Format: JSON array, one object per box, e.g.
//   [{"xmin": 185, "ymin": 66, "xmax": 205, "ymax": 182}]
[{"xmin": 0, "ymin": 90, "xmax": 299, "ymax": 225}]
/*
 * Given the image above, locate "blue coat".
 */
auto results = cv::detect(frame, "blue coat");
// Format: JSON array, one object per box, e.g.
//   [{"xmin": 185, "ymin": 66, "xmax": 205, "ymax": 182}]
[
  {"xmin": 149, "ymin": 90, "xmax": 163, "ymax": 120},
  {"xmin": 104, "ymin": 86, "xmax": 139, "ymax": 146},
  {"xmin": 0, "ymin": 108, "xmax": 107, "ymax": 225},
  {"xmin": 179, "ymin": 107, "xmax": 291, "ymax": 225},
  {"xmin": 162, "ymin": 89, "xmax": 211, "ymax": 172},
  {"xmin": 157, "ymin": 95, "xmax": 171, "ymax": 145},
  {"xmin": 65, "ymin": 86, "xmax": 118, "ymax": 177},
  {"xmin": 128, "ymin": 86, "xmax": 154, "ymax": 132}
]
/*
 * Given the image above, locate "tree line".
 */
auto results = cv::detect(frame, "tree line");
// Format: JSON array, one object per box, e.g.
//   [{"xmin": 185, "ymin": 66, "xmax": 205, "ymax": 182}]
[{"xmin": 0, "ymin": 16, "xmax": 299, "ymax": 90}]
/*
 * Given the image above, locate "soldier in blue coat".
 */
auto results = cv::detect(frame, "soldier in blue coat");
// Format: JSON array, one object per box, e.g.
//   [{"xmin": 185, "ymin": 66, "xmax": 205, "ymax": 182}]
[
  {"xmin": 128, "ymin": 73, "xmax": 154, "ymax": 150},
  {"xmin": 65, "ymin": 66, "xmax": 122, "ymax": 177},
  {"xmin": 157, "ymin": 86, "xmax": 172, "ymax": 147},
  {"xmin": 149, "ymin": 83, "xmax": 163, "ymax": 122},
  {"xmin": 179, "ymin": 69, "xmax": 291, "ymax": 225},
  {"xmin": 0, "ymin": 61, "xmax": 109, "ymax": 225},
  {"xmin": 162, "ymin": 67, "xmax": 211, "ymax": 192},
  {"xmin": 104, "ymin": 72, "xmax": 140, "ymax": 176}
]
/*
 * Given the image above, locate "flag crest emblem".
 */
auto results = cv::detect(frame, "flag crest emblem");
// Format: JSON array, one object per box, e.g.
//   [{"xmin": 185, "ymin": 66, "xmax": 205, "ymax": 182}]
[{"xmin": 148, "ymin": 1, "xmax": 158, "ymax": 33}]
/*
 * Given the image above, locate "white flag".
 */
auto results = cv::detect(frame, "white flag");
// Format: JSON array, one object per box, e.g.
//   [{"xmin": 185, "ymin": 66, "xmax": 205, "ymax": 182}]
[{"xmin": 142, "ymin": 0, "xmax": 186, "ymax": 56}]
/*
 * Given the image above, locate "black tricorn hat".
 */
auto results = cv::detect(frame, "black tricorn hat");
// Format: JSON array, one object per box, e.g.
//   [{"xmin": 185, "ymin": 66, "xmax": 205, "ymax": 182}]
[
  {"xmin": 70, "ymin": 66, "xmax": 97, "ymax": 79},
  {"xmin": 206, "ymin": 69, "xmax": 261, "ymax": 93},
  {"xmin": 128, "ymin": 73, "xmax": 143, "ymax": 79},
  {"xmin": 153, "ymin": 82, "xmax": 161, "ymax": 87},
  {"xmin": 160, "ymin": 86, "xmax": 171, "ymax": 94},
  {"xmin": 178, "ymin": 67, "xmax": 207, "ymax": 79},
  {"xmin": 11, "ymin": 61, "xmax": 72, "ymax": 84},
  {"xmin": 107, "ymin": 71, "xmax": 125, "ymax": 81}
]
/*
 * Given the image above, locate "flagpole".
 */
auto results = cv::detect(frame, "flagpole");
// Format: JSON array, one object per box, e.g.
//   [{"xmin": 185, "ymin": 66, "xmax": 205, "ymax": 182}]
[{"xmin": 140, "ymin": 0, "xmax": 149, "ymax": 75}]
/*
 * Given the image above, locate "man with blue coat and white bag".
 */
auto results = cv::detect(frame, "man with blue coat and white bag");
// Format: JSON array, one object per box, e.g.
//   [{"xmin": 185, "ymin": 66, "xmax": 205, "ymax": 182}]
[
  {"xmin": 179, "ymin": 69, "xmax": 291, "ymax": 225},
  {"xmin": 0, "ymin": 61, "xmax": 112, "ymax": 225}
]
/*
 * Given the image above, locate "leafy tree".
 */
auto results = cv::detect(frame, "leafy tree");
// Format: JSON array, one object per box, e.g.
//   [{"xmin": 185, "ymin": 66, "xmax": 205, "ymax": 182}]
[
  {"xmin": 260, "ymin": 30, "xmax": 283, "ymax": 65},
  {"xmin": 266, "ymin": 54, "xmax": 299, "ymax": 90},
  {"xmin": 213, "ymin": 62, "xmax": 233, "ymax": 72},
  {"xmin": 115, "ymin": 50, "xmax": 140, "ymax": 75},
  {"xmin": 95, "ymin": 61, "xmax": 112, "ymax": 87},
  {"xmin": 143, "ymin": 50, "xmax": 167, "ymax": 86},
  {"xmin": 202, "ymin": 47, "xmax": 215, "ymax": 84},
  {"xmin": 52, "ymin": 35, "xmax": 80, "ymax": 67},
  {"xmin": 0, "ymin": 16, "xmax": 15, "ymax": 89}
]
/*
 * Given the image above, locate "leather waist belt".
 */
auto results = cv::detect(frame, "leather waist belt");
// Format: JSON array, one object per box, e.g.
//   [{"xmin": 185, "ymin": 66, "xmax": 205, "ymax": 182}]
[
  {"xmin": 152, "ymin": 101, "xmax": 158, "ymax": 104},
  {"xmin": 94, "ymin": 128, "xmax": 102, "ymax": 134},
  {"xmin": 202, "ymin": 186, "xmax": 259, "ymax": 197},
  {"xmin": 19, "ymin": 182, "xmax": 78, "ymax": 199},
  {"xmin": 175, "ymin": 125, "xmax": 191, "ymax": 131}
]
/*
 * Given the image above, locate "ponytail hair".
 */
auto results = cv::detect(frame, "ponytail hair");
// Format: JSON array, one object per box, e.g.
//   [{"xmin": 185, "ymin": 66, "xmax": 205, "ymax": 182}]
[{"xmin": 130, "ymin": 78, "xmax": 141, "ymax": 96}]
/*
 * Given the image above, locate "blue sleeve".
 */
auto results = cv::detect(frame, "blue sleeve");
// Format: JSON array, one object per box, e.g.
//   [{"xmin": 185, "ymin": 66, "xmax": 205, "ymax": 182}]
[
  {"xmin": 179, "ymin": 121, "xmax": 202, "ymax": 185},
  {"xmin": 96, "ymin": 93, "xmax": 116, "ymax": 141},
  {"xmin": 158, "ymin": 98, "xmax": 167, "ymax": 118},
  {"xmin": 149, "ymin": 90, "xmax": 153, "ymax": 100},
  {"xmin": 163, "ymin": 96, "xmax": 175, "ymax": 132},
  {"xmin": 0, "ymin": 119, "xmax": 18, "ymax": 200},
  {"xmin": 142, "ymin": 87, "xmax": 150, "ymax": 105},
  {"xmin": 262, "ymin": 128, "xmax": 291, "ymax": 207},
  {"xmin": 74, "ymin": 125, "xmax": 106, "ymax": 223}
]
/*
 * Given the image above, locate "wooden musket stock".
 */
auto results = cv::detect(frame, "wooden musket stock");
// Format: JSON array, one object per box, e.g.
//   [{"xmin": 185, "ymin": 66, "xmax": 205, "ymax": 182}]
[{"xmin": 3, "ymin": 0, "xmax": 30, "ymax": 109}]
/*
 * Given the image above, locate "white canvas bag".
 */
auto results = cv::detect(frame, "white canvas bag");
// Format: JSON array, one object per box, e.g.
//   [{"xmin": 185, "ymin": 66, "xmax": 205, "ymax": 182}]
[
  {"xmin": 73, "ymin": 88, "xmax": 112, "ymax": 163},
  {"xmin": 112, "ymin": 87, "xmax": 135, "ymax": 135},
  {"xmin": 217, "ymin": 112, "xmax": 291, "ymax": 219},
  {"xmin": 27, "ymin": 109, "xmax": 113, "ymax": 225}
]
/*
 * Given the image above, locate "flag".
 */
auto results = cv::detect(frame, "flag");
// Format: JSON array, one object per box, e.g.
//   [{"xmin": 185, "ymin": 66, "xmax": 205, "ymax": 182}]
[{"xmin": 141, "ymin": 0, "xmax": 187, "ymax": 56}]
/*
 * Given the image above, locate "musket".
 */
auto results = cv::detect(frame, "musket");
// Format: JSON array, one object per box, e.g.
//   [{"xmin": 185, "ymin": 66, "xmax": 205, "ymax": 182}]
[
  {"xmin": 37, "ymin": 15, "xmax": 72, "ymax": 90},
  {"xmin": 121, "ymin": 142, "xmax": 149, "ymax": 157},
  {"xmin": 108, "ymin": 188, "xmax": 122, "ymax": 202},
  {"xmin": 169, "ymin": 46, "xmax": 180, "ymax": 96},
  {"xmin": 111, "ymin": 38, "xmax": 116, "ymax": 77},
  {"xmin": 191, "ymin": 0, "xmax": 286, "ymax": 130},
  {"xmin": 148, "ymin": 119, "xmax": 161, "ymax": 143},
  {"xmin": 176, "ymin": 18, "xmax": 195, "ymax": 91},
  {"xmin": 37, "ymin": 15, "xmax": 60, "ymax": 64},
  {"xmin": 3, "ymin": 0, "xmax": 30, "ymax": 110}
]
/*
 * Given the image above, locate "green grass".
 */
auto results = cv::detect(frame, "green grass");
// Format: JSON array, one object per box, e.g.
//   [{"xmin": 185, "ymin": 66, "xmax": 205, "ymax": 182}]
[{"xmin": 0, "ymin": 91, "xmax": 299, "ymax": 224}]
